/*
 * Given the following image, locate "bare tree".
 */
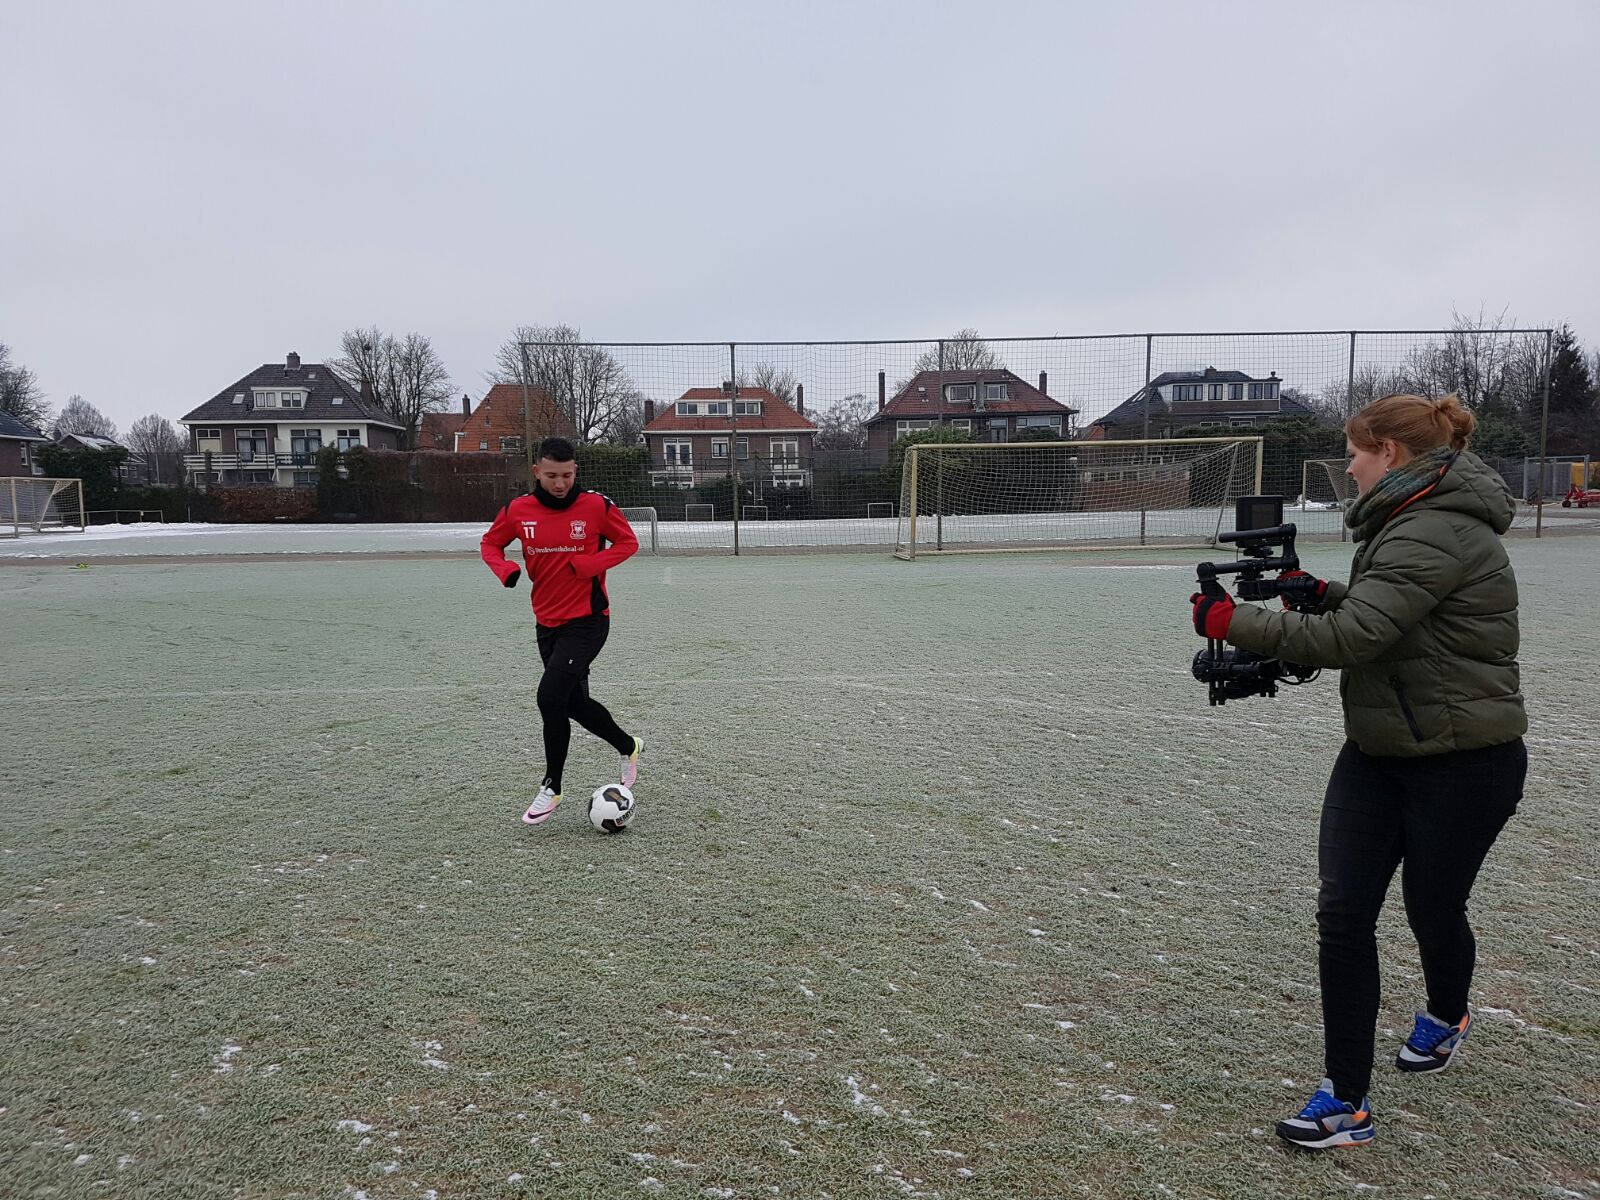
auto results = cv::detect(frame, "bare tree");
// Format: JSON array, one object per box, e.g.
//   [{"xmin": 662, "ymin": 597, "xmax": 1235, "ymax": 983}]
[
  {"xmin": 126, "ymin": 413, "xmax": 186, "ymax": 485},
  {"xmin": 52, "ymin": 395, "xmax": 118, "ymax": 439},
  {"xmin": 605, "ymin": 390, "xmax": 648, "ymax": 446},
  {"xmin": 910, "ymin": 328, "xmax": 1005, "ymax": 374},
  {"xmin": 738, "ymin": 362, "xmax": 800, "ymax": 405},
  {"xmin": 0, "ymin": 343, "xmax": 51, "ymax": 429},
  {"xmin": 490, "ymin": 324, "xmax": 639, "ymax": 444},
  {"xmin": 331, "ymin": 327, "xmax": 454, "ymax": 449},
  {"xmin": 813, "ymin": 392, "xmax": 875, "ymax": 452}
]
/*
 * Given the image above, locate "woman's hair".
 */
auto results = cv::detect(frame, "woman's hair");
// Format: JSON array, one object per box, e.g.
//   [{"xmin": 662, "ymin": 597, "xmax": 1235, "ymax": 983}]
[{"xmin": 1345, "ymin": 392, "xmax": 1475, "ymax": 454}]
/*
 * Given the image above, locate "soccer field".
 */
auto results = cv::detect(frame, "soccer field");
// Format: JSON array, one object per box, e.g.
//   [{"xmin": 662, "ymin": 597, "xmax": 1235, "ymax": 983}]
[{"xmin": 2, "ymin": 542, "xmax": 1597, "ymax": 1199}]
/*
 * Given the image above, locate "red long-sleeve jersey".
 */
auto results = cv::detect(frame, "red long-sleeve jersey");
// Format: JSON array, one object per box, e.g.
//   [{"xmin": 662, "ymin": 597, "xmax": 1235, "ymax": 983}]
[{"xmin": 480, "ymin": 490, "xmax": 639, "ymax": 626}]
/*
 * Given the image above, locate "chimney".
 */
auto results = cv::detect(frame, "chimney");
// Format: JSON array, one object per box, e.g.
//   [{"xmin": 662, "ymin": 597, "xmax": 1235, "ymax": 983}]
[
  {"xmin": 361, "ymin": 376, "xmax": 374, "ymax": 403},
  {"xmin": 795, "ymin": 384, "xmax": 804, "ymax": 414},
  {"xmin": 286, "ymin": 351, "xmax": 301, "ymax": 371},
  {"xmin": 1038, "ymin": 370, "xmax": 1048, "ymax": 396},
  {"xmin": 878, "ymin": 370, "xmax": 886, "ymax": 412},
  {"xmin": 644, "ymin": 399, "xmax": 656, "ymax": 423},
  {"xmin": 461, "ymin": 393, "xmax": 470, "ymax": 416}
]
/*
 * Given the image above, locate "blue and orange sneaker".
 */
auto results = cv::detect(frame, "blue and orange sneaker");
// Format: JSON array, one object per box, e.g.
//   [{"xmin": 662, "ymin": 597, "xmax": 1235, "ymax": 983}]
[
  {"xmin": 1396, "ymin": 1009, "xmax": 1471, "ymax": 1073},
  {"xmin": 1275, "ymin": 1079, "xmax": 1375, "ymax": 1149}
]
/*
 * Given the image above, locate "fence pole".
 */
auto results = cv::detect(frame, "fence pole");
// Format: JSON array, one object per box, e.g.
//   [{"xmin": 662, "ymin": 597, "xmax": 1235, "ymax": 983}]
[
  {"xmin": 1346, "ymin": 331, "xmax": 1357, "ymax": 418},
  {"xmin": 729, "ymin": 343, "xmax": 740, "ymax": 556},
  {"xmin": 519, "ymin": 344, "xmax": 534, "ymax": 477},
  {"xmin": 1536, "ymin": 330, "xmax": 1552, "ymax": 538},
  {"xmin": 935, "ymin": 340, "xmax": 945, "ymax": 551}
]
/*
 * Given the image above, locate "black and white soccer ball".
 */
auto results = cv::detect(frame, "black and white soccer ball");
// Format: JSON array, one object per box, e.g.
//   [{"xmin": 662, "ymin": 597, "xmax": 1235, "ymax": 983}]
[{"xmin": 588, "ymin": 784, "xmax": 636, "ymax": 833}]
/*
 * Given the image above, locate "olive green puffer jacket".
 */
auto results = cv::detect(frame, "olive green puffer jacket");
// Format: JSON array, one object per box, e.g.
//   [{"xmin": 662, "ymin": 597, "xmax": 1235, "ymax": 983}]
[{"xmin": 1226, "ymin": 451, "xmax": 1526, "ymax": 758}]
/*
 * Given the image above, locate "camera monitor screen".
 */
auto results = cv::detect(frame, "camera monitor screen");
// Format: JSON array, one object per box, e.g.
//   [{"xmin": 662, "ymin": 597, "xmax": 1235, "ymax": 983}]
[{"xmin": 1235, "ymin": 495, "xmax": 1284, "ymax": 532}]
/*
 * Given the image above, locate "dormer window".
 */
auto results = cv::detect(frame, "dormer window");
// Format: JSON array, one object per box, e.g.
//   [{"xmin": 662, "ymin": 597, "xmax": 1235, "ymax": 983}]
[
  {"xmin": 253, "ymin": 390, "xmax": 306, "ymax": 409},
  {"xmin": 704, "ymin": 401, "xmax": 730, "ymax": 416},
  {"xmin": 735, "ymin": 400, "xmax": 762, "ymax": 416},
  {"xmin": 677, "ymin": 401, "xmax": 701, "ymax": 416},
  {"xmin": 1172, "ymin": 385, "xmax": 1203, "ymax": 402},
  {"xmin": 946, "ymin": 384, "xmax": 976, "ymax": 404},
  {"xmin": 983, "ymin": 382, "xmax": 1006, "ymax": 402}
]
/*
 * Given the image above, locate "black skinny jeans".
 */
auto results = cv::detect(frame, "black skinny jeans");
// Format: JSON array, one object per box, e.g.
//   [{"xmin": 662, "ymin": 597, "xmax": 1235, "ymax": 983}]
[
  {"xmin": 1317, "ymin": 737, "xmax": 1526, "ymax": 1100},
  {"xmin": 535, "ymin": 615, "xmax": 633, "ymax": 792}
]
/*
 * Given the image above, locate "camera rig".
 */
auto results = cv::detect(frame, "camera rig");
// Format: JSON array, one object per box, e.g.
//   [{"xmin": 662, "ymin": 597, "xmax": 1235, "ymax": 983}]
[{"xmin": 1192, "ymin": 496, "xmax": 1324, "ymax": 705}]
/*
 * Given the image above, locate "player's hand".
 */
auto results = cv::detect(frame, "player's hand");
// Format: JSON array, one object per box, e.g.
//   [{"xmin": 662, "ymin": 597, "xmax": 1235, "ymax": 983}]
[
  {"xmin": 1279, "ymin": 569, "xmax": 1327, "ymax": 609},
  {"xmin": 1190, "ymin": 589, "xmax": 1236, "ymax": 639},
  {"xmin": 502, "ymin": 567, "xmax": 521, "ymax": 588}
]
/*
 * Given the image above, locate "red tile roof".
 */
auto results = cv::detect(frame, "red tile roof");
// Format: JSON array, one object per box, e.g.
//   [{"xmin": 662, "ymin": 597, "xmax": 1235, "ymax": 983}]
[
  {"xmin": 419, "ymin": 411, "xmax": 466, "ymax": 450},
  {"xmin": 866, "ymin": 369, "xmax": 1077, "ymax": 424},
  {"xmin": 643, "ymin": 387, "xmax": 817, "ymax": 433}
]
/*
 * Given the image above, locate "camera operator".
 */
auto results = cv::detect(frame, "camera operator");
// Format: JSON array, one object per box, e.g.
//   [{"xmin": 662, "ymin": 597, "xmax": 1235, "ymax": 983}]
[{"xmin": 1189, "ymin": 393, "xmax": 1528, "ymax": 1150}]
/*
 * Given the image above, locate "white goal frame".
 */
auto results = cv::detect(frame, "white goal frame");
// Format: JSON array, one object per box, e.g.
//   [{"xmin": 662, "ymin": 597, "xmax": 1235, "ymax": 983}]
[
  {"xmin": 1300, "ymin": 458, "xmax": 1353, "ymax": 509},
  {"xmin": 894, "ymin": 437, "xmax": 1264, "ymax": 559},
  {"xmin": 2, "ymin": 477, "xmax": 87, "ymax": 537}
]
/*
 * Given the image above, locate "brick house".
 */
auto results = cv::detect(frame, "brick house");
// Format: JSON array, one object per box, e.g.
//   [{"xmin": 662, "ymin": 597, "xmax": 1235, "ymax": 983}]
[
  {"xmin": 178, "ymin": 352, "xmax": 404, "ymax": 487},
  {"xmin": 420, "ymin": 383, "xmax": 571, "ymax": 454},
  {"xmin": 863, "ymin": 369, "xmax": 1078, "ymax": 463},
  {"xmin": 0, "ymin": 410, "xmax": 48, "ymax": 478},
  {"xmin": 641, "ymin": 387, "xmax": 818, "ymax": 489},
  {"xmin": 1087, "ymin": 368, "xmax": 1314, "ymax": 439}
]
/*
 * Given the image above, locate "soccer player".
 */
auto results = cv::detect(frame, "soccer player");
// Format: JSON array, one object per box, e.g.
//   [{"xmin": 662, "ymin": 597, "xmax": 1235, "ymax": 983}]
[{"xmin": 481, "ymin": 437, "xmax": 644, "ymax": 826}]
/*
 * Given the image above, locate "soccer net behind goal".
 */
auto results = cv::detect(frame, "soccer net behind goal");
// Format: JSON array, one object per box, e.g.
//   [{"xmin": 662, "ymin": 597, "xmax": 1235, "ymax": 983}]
[
  {"xmin": 893, "ymin": 437, "xmax": 1262, "ymax": 557},
  {"xmin": 2, "ymin": 478, "xmax": 86, "ymax": 537},
  {"xmin": 1301, "ymin": 458, "xmax": 1353, "ymax": 509}
]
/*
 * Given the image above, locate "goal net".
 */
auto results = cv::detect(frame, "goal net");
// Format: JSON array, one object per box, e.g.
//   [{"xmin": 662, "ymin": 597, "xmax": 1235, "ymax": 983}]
[
  {"xmin": 894, "ymin": 437, "xmax": 1262, "ymax": 557},
  {"xmin": 1300, "ymin": 458, "xmax": 1354, "ymax": 509},
  {"xmin": 2, "ymin": 477, "xmax": 86, "ymax": 537}
]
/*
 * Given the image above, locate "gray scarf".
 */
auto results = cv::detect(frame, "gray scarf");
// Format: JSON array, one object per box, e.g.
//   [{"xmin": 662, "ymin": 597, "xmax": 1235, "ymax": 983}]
[{"xmin": 1345, "ymin": 446, "xmax": 1457, "ymax": 543}]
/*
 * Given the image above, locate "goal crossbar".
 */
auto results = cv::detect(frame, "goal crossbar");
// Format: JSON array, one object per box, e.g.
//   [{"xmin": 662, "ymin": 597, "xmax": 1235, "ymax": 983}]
[{"xmin": 895, "ymin": 436, "xmax": 1264, "ymax": 558}]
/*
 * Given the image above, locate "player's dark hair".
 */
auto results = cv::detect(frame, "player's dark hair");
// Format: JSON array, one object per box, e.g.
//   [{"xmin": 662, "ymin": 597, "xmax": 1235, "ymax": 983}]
[{"xmin": 537, "ymin": 436, "xmax": 577, "ymax": 462}]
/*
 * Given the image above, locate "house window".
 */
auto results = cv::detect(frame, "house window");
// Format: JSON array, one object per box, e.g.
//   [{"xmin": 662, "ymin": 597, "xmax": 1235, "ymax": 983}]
[
  {"xmin": 664, "ymin": 440, "xmax": 692, "ymax": 467},
  {"xmin": 499, "ymin": 436, "xmax": 523, "ymax": 453},
  {"xmin": 1209, "ymin": 384, "xmax": 1223, "ymax": 400},
  {"xmin": 479, "ymin": 440, "xmax": 489, "ymax": 450},
  {"xmin": 983, "ymin": 382, "xmax": 1007, "ymax": 402},
  {"xmin": 945, "ymin": 384, "xmax": 975, "ymax": 404},
  {"xmin": 735, "ymin": 400, "xmax": 762, "ymax": 416},
  {"xmin": 1017, "ymin": 415, "xmax": 1062, "ymax": 430},
  {"xmin": 712, "ymin": 439, "xmax": 728, "ymax": 459},
  {"xmin": 290, "ymin": 429, "xmax": 322, "ymax": 457},
  {"xmin": 704, "ymin": 401, "xmax": 730, "ymax": 416},
  {"xmin": 736, "ymin": 437, "xmax": 749, "ymax": 459},
  {"xmin": 676, "ymin": 402, "xmax": 701, "ymax": 416},
  {"xmin": 293, "ymin": 471, "xmax": 317, "ymax": 487},
  {"xmin": 949, "ymin": 418, "xmax": 971, "ymax": 432},
  {"xmin": 1230, "ymin": 416, "xmax": 1258, "ymax": 427},
  {"xmin": 1249, "ymin": 382, "xmax": 1279, "ymax": 400},
  {"xmin": 196, "ymin": 427, "xmax": 222, "ymax": 446},
  {"xmin": 895, "ymin": 419, "xmax": 934, "ymax": 437},
  {"xmin": 240, "ymin": 470, "xmax": 273, "ymax": 484},
  {"xmin": 1229, "ymin": 383, "xmax": 1243, "ymax": 401},
  {"xmin": 770, "ymin": 438, "xmax": 798, "ymax": 465},
  {"xmin": 336, "ymin": 429, "xmax": 360, "ymax": 451},
  {"xmin": 1172, "ymin": 384, "xmax": 1203, "ymax": 402},
  {"xmin": 237, "ymin": 428, "xmax": 269, "ymax": 460}
]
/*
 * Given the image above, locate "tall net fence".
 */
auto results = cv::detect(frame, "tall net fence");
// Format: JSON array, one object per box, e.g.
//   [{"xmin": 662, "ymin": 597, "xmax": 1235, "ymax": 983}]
[{"xmin": 498, "ymin": 329, "xmax": 1557, "ymax": 553}]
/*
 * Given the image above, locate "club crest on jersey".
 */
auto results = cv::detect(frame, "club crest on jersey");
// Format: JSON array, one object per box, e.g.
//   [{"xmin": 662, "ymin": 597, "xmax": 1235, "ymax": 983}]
[
  {"xmin": 521, "ymin": 521, "xmax": 538, "ymax": 539},
  {"xmin": 570, "ymin": 519, "xmax": 587, "ymax": 539}
]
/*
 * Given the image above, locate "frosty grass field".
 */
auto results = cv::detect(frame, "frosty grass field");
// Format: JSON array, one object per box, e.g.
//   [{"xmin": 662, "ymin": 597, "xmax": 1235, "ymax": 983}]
[{"xmin": 1, "ymin": 530, "xmax": 1597, "ymax": 1200}]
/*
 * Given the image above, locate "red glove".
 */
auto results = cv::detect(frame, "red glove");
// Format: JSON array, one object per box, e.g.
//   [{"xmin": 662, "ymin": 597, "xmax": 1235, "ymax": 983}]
[
  {"xmin": 1190, "ymin": 589, "xmax": 1236, "ymax": 639},
  {"xmin": 1279, "ymin": 569, "xmax": 1327, "ymax": 610}
]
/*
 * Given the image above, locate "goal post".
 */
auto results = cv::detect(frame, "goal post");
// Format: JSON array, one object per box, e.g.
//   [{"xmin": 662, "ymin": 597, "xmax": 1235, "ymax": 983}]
[
  {"xmin": 2, "ymin": 477, "xmax": 87, "ymax": 537},
  {"xmin": 894, "ymin": 437, "xmax": 1263, "ymax": 558},
  {"xmin": 1301, "ymin": 458, "xmax": 1353, "ymax": 509}
]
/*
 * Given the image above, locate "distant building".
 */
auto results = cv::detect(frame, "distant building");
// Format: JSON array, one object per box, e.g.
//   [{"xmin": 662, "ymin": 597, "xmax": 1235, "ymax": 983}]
[
  {"xmin": 0, "ymin": 410, "xmax": 48, "ymax": 477},
  {"xmin": 641, "ymin": 387, "xmax": 817, "ymax": 489},
  {"xmin": 863, "ymin": 369, "xmax": 1078, "ymax": 463},
  {"xmin": 1089, "ymin": 368, "xmax": 1313, "ymax": 438},
  {"xmin": 178, "ymin": 352, "xmax": 403, "ymax": 487}
]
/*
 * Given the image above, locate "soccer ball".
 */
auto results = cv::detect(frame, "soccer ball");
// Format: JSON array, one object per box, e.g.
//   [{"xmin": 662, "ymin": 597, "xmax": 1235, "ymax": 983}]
[{"xmin": 588, "ymin": 784, "xmax": 636, "ymax": 833}]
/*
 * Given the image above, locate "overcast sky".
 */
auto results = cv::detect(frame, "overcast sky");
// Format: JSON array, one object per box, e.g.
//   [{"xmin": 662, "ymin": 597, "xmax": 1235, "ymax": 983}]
[{"xmin": 3, "ymin": 0, "xmax": 1596, "ymax": 432}]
